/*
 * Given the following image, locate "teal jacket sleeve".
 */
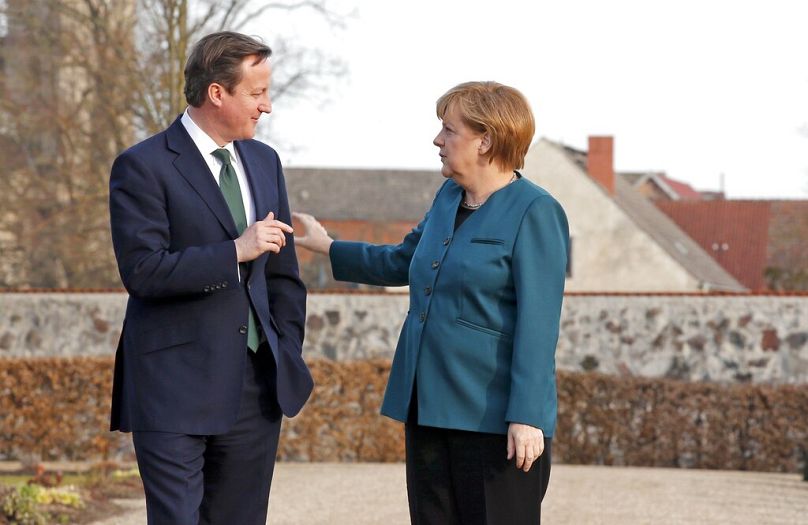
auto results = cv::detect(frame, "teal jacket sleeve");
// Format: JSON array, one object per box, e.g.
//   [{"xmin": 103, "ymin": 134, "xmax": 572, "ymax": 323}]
[
  {"xmin": 328, "ymin": 180, "xmax": 450, "ymax": 286},
  {"xmin": 329, "ymin": 213, "xmax": 427, "ymax": 286},
  {"xmin": 505, "ymin": 194, "xmax": 569, "ymax": 432}
]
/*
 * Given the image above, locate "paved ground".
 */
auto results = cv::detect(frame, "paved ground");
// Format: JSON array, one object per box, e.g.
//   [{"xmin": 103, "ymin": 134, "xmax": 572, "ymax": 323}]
[{"xmin": 91, "ymin": 463, "xmax": 808, "ymax": 524}]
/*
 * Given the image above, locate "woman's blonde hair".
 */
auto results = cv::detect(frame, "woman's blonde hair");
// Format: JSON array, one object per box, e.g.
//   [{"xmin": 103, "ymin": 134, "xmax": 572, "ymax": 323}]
[{"xmin": 436, "ymin": 81, "xmax": 535, "ymax": 171}]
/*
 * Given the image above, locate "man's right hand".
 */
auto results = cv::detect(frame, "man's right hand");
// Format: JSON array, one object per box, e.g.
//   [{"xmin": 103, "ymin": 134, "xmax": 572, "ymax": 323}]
[{"xmin": 235, "ymin": 211, "xmax": 294, "ymax": 262}]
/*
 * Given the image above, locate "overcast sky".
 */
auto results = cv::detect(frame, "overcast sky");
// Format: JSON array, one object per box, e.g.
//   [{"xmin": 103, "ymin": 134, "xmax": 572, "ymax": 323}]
[{"xmin": 249, "ymin": 0, "xmax": 808, "ymax": 199}]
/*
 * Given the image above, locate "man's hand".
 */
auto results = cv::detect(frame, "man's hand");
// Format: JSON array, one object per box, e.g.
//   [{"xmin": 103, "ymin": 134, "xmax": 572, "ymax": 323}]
[
  {"xmin": 507, "ymin": 423, "xmax": 545, "ymax": 472},
  {"xmin": 235, "ymin": 211, "xmax": 294, "ymax": 262}
]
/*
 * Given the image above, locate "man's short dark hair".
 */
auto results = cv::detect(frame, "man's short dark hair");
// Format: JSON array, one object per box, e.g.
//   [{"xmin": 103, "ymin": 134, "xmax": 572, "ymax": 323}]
[{"xmin": 184, "ymin": 31, "xmax": 272, "ymax": 107}]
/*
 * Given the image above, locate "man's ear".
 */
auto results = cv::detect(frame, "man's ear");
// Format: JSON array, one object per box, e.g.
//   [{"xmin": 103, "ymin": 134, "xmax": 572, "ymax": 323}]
[{"xmin": 207, "ymin": 83, "xmax": 225, "ymax": 108}]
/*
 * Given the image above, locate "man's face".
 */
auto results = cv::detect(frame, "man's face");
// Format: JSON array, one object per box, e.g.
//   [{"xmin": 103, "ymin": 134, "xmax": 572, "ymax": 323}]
[{"xmin": 218, "ymin": 56, "xmax": 272, "ymax": 143}]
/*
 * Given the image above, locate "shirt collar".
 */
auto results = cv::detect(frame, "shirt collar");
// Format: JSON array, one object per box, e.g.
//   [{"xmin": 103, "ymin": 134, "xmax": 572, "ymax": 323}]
[{"xmin": 181, "ymin": 108, "xmax": 237, "ymax": 161}]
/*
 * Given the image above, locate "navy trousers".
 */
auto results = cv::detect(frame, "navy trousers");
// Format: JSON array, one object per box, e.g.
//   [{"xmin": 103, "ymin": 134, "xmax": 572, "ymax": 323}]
[{"xmin": 133, "ymin": 346, "xmax": 282, "ymax": 525}]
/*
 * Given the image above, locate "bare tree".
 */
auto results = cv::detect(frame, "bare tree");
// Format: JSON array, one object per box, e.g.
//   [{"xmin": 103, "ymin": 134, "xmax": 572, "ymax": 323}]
[
  {"xmin": 0, "ymin": 0, "xmax": 348, "ymax": 288},
  {"xmin": 0, "ymin": 0, "xmax": 134, "ymax": 288},
  {"xmin": 132, "ymin": 0, "xmax": 348, "ymax": 136}
]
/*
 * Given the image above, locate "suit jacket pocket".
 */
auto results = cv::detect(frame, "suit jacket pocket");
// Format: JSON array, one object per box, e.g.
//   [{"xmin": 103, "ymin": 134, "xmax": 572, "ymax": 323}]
[
  {"xmin": 269, "ymin": 314, "xmax": 283, "ymax": 337},
  {"xmin": 470, "ymin": 237, "xmax": 505, "ymax": 245},
  {"xmin": 456, "ymin": 317, "xmax": 513, "ymax": 341},
  {"xmin": 136, "ymin": 320, "xmax": 197, "ymax": 354}
]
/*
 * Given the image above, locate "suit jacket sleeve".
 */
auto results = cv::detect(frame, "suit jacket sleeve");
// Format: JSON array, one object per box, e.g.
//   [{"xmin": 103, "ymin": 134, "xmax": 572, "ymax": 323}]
[
  {"xmin": 109, "ymin": 150, "xmax": 239, "ymax": 299},
  {"xmin": 505, "ymin": 195, "xmax": 569, "ymax": 431},
  {"xmin": 327, "ymin": 180, "xmax": 451, "ymax": 286},
  {"xmin": 265, "ymin": 153, "xmax": 307, "ymax": 353},
  {"xmin": 328, "ymin": 219, "xmax": 423, "ymax": 287}
]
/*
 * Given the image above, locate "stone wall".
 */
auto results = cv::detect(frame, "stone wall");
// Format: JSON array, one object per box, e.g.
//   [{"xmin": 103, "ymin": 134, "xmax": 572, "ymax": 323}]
[
  {"xmin": 0, "ymin": 231, "xmax": 26, "ymax": 288},
  {"xmin": 1, "ymin": 291, "xmax": 807, "ymax": 384},
  {"xmin": 0, "ymin": 292, "xmax": 126, "ymax": 357}
]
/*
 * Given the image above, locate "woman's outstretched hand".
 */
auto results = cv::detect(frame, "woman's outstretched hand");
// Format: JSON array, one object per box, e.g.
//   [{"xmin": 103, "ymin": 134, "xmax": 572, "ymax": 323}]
[{"xmin": 292, "ymin": 212, "xmax": 334, "ymax": 255}]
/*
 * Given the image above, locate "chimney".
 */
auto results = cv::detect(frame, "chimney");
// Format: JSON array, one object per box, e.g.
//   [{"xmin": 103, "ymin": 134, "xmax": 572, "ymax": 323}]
[{"xmin": 587, "ymin": 136, "xmax": 614, "ymax": 194}]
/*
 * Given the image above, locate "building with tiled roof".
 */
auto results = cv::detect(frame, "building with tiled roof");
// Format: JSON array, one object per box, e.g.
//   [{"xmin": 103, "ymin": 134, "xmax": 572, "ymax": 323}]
[
  {"xmin": 656, "ymin": 200, "xmax": 808, "ymax": 291},
  {"xmin": 523, "ymin": 137, "xmax": 745, "ymax": 292},
  {"xmin": 619, "ymin": 171, "xmax": 719, "ymax": 201},
  {"xmin": 286, "ymin": 168, "xmax": 443, "ymax": 221}
]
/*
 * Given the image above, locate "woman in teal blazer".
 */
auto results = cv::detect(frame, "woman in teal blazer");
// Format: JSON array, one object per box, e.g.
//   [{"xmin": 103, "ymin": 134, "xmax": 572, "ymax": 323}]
[{"xmin": 296, "ymin": 81, "xmax": 569, "ymax": 524}]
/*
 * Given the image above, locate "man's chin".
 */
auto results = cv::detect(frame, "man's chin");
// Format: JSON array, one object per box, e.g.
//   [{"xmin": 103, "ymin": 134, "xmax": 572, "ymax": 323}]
[{"xmin": 240, "ymin": 129, "xmax": 257, "ymax": 141}]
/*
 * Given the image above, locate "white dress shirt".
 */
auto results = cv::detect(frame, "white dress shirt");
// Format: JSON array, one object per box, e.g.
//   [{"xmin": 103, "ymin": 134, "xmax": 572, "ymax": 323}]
[
  {"xmin": 181, "ymin": 109, "xmax": 256, "ymax": 280},
  {"xmin": 180, "ymin": 109, "xmax": 256, "ymax": 228}
]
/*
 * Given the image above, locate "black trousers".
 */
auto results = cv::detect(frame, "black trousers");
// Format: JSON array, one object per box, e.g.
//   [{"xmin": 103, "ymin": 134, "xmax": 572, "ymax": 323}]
[
  {"xmin": 133, "ymin": 346, "xmax": 282, "ymax": 525},
  {"xmin": 405, "ymin": 392, "xmax": 551, "ymax": 524}
]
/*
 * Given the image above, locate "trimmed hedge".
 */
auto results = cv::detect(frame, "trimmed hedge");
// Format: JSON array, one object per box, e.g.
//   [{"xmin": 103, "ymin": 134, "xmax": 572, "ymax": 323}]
[{"xmin": 1, "ymin": 357, "xmax": 806, "ymax": 472}]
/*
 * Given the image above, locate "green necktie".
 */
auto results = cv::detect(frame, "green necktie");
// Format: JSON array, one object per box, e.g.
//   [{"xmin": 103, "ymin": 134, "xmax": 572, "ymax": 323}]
[{"xmin": 212, "ymin": 148, "xmax": 260, "ymax": 352}]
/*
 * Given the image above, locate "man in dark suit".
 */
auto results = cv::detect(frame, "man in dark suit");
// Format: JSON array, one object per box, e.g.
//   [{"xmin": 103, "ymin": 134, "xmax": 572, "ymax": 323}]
[{"xmin": 108, "ymin": 31, "xmax": 313, "ymax": 524}]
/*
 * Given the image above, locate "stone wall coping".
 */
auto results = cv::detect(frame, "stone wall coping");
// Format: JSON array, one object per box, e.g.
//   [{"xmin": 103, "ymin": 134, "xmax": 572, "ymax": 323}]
[{"xmin": 1, "ymin": 288, "xmax": 807, "ymax": 297}]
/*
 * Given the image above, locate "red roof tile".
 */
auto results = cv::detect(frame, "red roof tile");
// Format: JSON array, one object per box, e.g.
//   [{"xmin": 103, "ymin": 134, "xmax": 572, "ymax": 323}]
[
  {"xmin": 659, "ymin": 175, "xmax": 703, "ymax": 200},
  {"xmin": 656, "ymin": 201, "xmax": 771, "ymax": 290},
  {"xmin": 767, "ymin": 201, "xmax": 808, "ymax": 290}
]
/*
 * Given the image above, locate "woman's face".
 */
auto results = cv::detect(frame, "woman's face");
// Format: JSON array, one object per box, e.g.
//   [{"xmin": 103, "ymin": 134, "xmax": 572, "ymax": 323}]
[{"xmin": 433, "ymin": 104, "xmax": 484, "ymax": 180}]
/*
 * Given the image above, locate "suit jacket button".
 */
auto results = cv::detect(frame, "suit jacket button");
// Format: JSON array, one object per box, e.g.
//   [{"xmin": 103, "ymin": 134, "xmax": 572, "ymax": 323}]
[
  {"xmin": 443, "ymin": 237, "xmax": 451, "ymax": 246},
  {"xmin": 431, "ymin": 260, "xmax": 439, "ymax": 269},
  {"xmin": 424, "ymin": 287, "xmax": 432, "ymax": 296},
  {"xmin": 239, "ymin": 325, "xmax": 248, "ymax": 334},
  {"xmin": 419, "ymin": 312, "xmax": 426, "ymax": 322}
]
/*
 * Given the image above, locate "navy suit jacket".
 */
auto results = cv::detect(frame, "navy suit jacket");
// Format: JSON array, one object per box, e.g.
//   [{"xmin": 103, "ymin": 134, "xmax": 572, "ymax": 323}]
[
  {"xmin": 331, "ymin": 177, "xmax": 568, "ymax": 436},
  {"xmin": 109, "ymin": 116, "xmax": 313, "ymax": 434}
]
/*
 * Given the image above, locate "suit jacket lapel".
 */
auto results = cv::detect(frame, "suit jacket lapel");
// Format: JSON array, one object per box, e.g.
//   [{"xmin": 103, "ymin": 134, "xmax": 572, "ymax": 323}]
[
  {"xmin": 436, "ymin": 181, "xmax": 464, "ymax": 237},
  {"xmin": 235, "ymin": 141, "xmax": 270, "ymax": 220},
  {"xmin": 165, "ymin": 117, "xmax": 239, "ymax": 238}
]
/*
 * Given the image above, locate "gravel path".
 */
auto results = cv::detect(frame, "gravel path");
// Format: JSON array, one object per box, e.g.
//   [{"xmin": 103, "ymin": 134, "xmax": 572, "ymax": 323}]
[{"xmin": 91, "ymin": 463, "xmax": 808, "ymax": 524}]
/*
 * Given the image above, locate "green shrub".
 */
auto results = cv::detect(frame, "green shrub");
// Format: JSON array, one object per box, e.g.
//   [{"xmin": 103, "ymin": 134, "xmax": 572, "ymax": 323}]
[{"xmin": 1, "ymin": 485, "xmax": 48, "ymax": 525}]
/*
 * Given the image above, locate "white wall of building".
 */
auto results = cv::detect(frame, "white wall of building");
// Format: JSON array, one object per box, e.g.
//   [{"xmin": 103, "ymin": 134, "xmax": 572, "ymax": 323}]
[{"xmin": 522, "ymin": 140, "xmax": 701, "ymax": 292}]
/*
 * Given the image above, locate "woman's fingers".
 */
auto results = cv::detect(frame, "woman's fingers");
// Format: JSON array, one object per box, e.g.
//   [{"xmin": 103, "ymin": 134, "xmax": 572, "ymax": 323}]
[
  {"xmin": 507, "ymin": 423, "xmax": 545, "ymax": 472},
  {"xmin": 506, "ymin": 431, "xmax": 515, "ymax": 461},
  {"xmin": 523, "ymin": 442, "xmax": 537, "ymax": 472},
  {"xmin": 290, "ymin": 211, "xmax": 333, "ymax": 254},
  {"xmin": 292, "ymin": 212, "xmax": 327, "ymax": 238},
  {"xmin": 292, "ymin": 211, "xmax": 316, "ymax": 229}
]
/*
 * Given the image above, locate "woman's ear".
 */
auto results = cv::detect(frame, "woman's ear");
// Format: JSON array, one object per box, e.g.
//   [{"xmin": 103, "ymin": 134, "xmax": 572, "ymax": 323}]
[{"xmin": 478, "ymin": 133, "xmax": 492, "ymax": 155}]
